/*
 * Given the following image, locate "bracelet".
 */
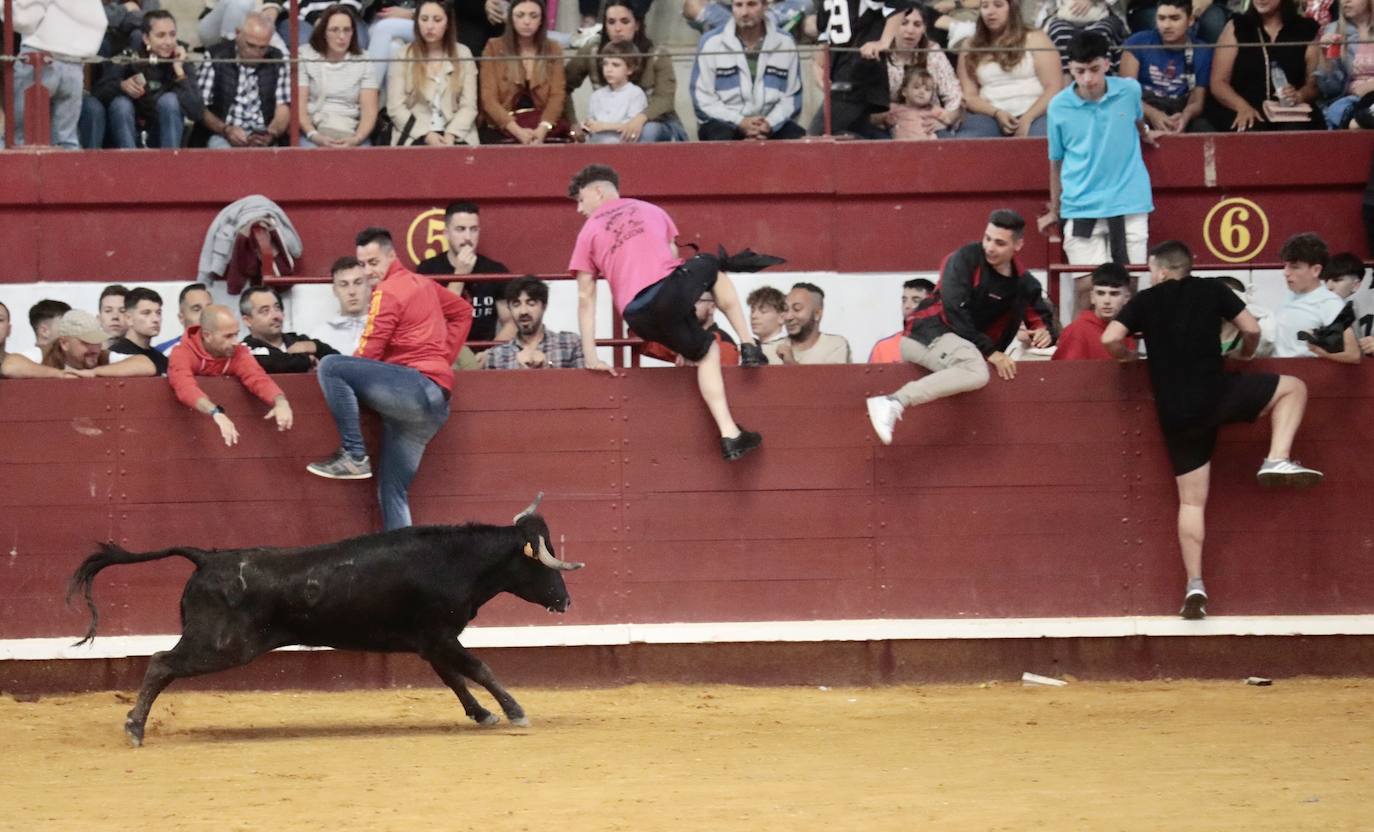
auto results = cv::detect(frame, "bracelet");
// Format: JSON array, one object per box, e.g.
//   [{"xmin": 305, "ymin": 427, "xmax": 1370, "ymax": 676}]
[
  {"xmin": 538, "ymin": 121, "xmax": 554, "ymax": 131},
  {"xmin": 209, "ymin": 405, "xmax": 224, "ymax": 417}
]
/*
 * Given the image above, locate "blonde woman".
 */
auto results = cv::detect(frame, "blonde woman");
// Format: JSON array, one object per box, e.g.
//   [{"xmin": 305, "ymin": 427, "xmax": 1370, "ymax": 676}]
[{"xmin": 385, "ymin": 0, "xmax": 479, "ymax": 146}]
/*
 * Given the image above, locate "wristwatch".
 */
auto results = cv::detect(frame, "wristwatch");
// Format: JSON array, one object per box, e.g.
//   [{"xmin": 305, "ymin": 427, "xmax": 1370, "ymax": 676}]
[
  {"xmin": 209, "ymin": 406, "xmax": 224, "ymax": 416},
  {"xmin": 538, "ymin": 120, "xmax": 554, "ymax": 131}
]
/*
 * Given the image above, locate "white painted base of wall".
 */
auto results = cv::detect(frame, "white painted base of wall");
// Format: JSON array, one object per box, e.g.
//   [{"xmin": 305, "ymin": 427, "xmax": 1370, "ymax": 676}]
[{"xmin": 7, "ymin": 614, "xmax": 1373, "ymax": 661}]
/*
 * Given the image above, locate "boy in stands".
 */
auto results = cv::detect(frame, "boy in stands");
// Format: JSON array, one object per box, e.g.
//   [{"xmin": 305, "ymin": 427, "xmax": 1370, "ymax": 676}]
[
  {"xmin": 567, "ymin": 164, "xmax": 771, "ymax": 461},
  {"xmin": 1052, "ymin": 262, "xmax": 1134, "ymax": 360}
]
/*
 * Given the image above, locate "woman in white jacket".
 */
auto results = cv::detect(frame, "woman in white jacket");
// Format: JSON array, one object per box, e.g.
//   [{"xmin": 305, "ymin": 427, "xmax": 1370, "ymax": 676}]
[{"xmin": 385, "ymin": 0, "xmax": 479, "ymax": 146}]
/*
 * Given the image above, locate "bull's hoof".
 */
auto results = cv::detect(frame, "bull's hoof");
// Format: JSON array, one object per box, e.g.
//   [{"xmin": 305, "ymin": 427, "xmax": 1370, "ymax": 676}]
[
  {"xmin": 124, "ymin": 721, "xmax": 145, "ymax": 748},
  {"xmin": 509, "ymin": 716, "xmax": 530, "ymax": 728},
  {"xmin": 476, "ymin": 713, "xmax": 500, "ymax": 727}
]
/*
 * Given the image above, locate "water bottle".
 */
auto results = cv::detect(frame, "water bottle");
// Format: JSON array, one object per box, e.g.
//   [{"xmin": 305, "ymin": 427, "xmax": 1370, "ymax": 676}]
[{"xmin": 1270, "ymin": 62, "xmax": 1289, "ymax": 98}]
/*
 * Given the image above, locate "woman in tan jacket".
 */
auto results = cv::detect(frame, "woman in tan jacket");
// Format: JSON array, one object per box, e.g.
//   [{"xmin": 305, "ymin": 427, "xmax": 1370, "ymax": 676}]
[
  {"xmin": 479, "ymin": 0, "xmax": 567, "ymax": 144},
  {"xmin": 386, "ymin": 0, "xmax": 479, "ymax": 146}
]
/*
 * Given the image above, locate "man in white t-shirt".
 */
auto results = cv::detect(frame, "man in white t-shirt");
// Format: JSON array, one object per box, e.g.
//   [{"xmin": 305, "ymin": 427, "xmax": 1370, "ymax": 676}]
[
  {"xmin": 322, "ymin": 256, "xmax": 376, "ymax": 356},
  {"xmin": 776, "ymin": 282, "xmax": 851, "ymax": 364},
  {"xmin": 1271, "ymin": 233, "xmax": 1361, "ymax": 363}
]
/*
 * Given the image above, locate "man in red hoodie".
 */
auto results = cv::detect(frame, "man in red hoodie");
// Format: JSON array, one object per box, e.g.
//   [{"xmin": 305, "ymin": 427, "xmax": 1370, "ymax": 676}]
[
  {"xmin": 167, "ymin": 304, "xmax": 295, "ymax": 447},
  {"xmin": 1052, "ymin": 262, "xmax": 1135, "ymax": 360},
  {"xmin": 308, "ymin": 227, "xmax": 474, "ymax": 531}
]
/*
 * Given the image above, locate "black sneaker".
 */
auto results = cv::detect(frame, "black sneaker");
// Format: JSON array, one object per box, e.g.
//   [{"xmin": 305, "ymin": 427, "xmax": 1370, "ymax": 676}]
[
  {"xmin": 720, "ymin": 429, "xmax": 762, "ymax": 461},
  {"xmin": 1180, "ymin": 588, "xmax": 1208, "ymax": 620},
  {"xmin": 740, "ymin": 343, "xmax": 769, "ymax": 367}
]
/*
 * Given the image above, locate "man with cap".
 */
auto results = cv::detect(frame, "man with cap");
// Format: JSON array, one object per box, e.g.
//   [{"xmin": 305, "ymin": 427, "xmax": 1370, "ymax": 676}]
[{"xmin": 0, "ymin": 311, "xmax": 157, "ymax": 378}]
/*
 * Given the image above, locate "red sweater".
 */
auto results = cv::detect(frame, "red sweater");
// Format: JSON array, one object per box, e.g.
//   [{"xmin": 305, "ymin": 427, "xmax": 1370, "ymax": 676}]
[
  {"xmin": 1052, "ymin": 310, "xmax": 1134, "ymax": 361},
  {"xmin": 357, "ymin": 260, "xmax": 474, "ymax": 392},
  {"xmin": 167, "ymin": 326, "xmax": 285, "ymax": 408}
]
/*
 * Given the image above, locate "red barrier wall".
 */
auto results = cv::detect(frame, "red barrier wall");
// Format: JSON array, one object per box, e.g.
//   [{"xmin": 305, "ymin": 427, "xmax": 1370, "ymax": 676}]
[
  {"xmin": 2, "ymin": 133, "xmax": 1371, "ymax": 282},
  {"xmin": 3, "ymin": 361, "xmax": 1372, "ymax": 647}
]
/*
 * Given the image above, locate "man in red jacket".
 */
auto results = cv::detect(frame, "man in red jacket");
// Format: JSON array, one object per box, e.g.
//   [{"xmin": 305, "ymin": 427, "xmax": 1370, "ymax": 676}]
[
  {"xmin": 308, "ymin": 227, "xmax": 474, "ymax": 531},
  {"xmin": 1052, "ymin": 262, "xmax": 1135, "ymax": 360},
  {"xmin": 167, "ymin": 304, "xmax": 295, "ymax": 447}
]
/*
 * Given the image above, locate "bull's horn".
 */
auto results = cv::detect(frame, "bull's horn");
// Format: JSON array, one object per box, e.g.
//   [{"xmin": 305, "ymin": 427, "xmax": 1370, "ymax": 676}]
[
  {"xmin": 513, "ymin": 492, "xmax": 544, "ymax": 523},
  {"xmin": 537, "ymin": 535, "xmax": 584, "ymax": 571}
]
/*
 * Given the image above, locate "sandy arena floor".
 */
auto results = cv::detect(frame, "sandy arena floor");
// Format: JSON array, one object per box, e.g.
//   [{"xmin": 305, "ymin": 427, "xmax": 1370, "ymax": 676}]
[{"xmin": 3, "ymin": 679, "xmax": 1371, "ymax": 831}]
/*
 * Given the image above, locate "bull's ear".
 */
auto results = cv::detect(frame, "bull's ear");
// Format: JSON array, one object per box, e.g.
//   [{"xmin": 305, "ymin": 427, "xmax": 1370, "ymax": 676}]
[{"xmin": 523, "ymin": 542, "xmax": 535, "ymax": 558}]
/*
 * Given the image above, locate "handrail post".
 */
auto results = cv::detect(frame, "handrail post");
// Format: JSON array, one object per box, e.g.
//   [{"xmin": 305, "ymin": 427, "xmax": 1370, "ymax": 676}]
[
  {"xmin": 21, "ymin": 51, "xmax": 49, "ymax": 146},
  {"xmin": 2, "ymin": 0, "xmax": 13, "ymax": 148},
  {"xmin": 821, "ymin": 44, "xmax": 831, "ymax": 138},
  {"xmin": 288, "ymin": 0, "xmax": 300, "ymax": 146},
  {"xmin": 611, "ymin": 303, "xmax": 625, "ymax": 369}
]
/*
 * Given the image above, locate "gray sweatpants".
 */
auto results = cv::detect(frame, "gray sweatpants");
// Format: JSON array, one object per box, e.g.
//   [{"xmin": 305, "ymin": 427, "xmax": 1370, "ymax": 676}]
[{"xmin": 890, "ymin": 333, "xmax": 990, "ymax": 408}]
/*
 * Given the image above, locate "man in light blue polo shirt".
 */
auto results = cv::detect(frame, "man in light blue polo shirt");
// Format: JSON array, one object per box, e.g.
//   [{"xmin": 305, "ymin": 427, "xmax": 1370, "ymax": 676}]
[{"xmin": 1041, "ymin": 31, "xmax": 1159, "ymax": 311}]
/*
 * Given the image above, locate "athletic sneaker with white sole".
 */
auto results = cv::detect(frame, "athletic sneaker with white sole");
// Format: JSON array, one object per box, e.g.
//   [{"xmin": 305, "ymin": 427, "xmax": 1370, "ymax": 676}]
[
  {"xmin": 1180, "ymin": 587, "xmax": 1208, "ymax": 620},
  {"xmin": 1256, "ymin": 458, "xmax": 1323, "ymax": 488},
  {"xmin": 307, "ymin": 450, "xmax": 372, "ymax": 480},
  {"xmin": 866, "ymin": 396, "xmax": 903, "ymax": 445}
]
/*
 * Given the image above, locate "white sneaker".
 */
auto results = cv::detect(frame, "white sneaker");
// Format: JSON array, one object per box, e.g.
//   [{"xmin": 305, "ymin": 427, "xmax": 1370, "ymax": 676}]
[
  {"xmin": 1256, "ymin": 458, "xmax": 1324, "ymax": 489},
  {"xmin": 866, "ymin": 396, "xmax": 902, "ymax": 445}
]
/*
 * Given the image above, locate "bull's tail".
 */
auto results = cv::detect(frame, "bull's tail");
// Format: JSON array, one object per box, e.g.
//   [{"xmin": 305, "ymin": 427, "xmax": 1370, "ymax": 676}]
[{"xmin": 65, "ymin": 543, "xmax": 210, "ymax": 647}]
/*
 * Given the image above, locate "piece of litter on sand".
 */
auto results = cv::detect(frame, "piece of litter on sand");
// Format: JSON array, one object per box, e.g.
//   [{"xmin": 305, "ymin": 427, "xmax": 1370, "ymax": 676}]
[
  {"xmin": 1246, "ymin": 677, "xmax": 1274, "ymax": 686},
  {"xmin": 1021, "ymin": 672, "xmax": 1068, "ymax": 687}
]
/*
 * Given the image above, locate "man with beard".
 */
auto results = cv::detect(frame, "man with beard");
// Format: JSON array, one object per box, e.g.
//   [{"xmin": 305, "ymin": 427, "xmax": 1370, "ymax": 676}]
[
  {"xmin": 239, "ymin": 287, "xmax": 339, "ymax": 373},
  {"xmin": 3, "ymin": 310, "xmax": 157, "ymax": 379},
  {"xmin": 483, "ymin": 276, "xmax": 584, "ymax": 369},
  {"xmin": 775, "ymin": 282, "xmax": 850, "ymax": 364}
]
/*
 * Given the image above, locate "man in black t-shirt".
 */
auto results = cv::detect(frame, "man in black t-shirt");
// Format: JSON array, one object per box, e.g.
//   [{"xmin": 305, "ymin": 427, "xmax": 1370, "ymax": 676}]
[
  {"xmin": 109, "ymin": 287, "xmax": 170, "ymax": 375},
  {"xmin": 414, "ymin": 200, "xmax": 514, "ymax": 345},
  {"xmin": 811, "ymin": 0, "xmax": 913, "ymax": 136},
  {"xmin": 1103, "ymin": 240, "xmax": 1322, "ymax": 620}
]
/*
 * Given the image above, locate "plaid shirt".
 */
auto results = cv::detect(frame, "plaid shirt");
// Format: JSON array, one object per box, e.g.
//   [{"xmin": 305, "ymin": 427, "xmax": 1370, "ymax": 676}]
[
  {"xmin": 198, "ymin": 54, "xmax": 291, "ymax": 131},
  {"xmin": 484, "ymin": 330, "xmax": 584, "ymax": 370}
]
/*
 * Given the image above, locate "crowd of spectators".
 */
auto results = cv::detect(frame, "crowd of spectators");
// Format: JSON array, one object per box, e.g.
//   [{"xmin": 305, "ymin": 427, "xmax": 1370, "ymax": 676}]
[{"xmin": 8, "ymin": 0, "xmax": 1373, "ymax": 149}]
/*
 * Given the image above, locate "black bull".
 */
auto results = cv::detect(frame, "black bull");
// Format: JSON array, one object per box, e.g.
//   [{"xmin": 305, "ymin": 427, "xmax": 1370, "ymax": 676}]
[{"xmin": 66, "ymin": 495, "xmax": 583, "ymax": 746}]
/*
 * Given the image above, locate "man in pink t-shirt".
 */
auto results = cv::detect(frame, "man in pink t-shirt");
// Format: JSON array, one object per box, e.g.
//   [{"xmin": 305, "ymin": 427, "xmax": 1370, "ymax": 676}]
[{"xmin": 568, "ymin": 164, "xmax": 766, "ymax": 461}]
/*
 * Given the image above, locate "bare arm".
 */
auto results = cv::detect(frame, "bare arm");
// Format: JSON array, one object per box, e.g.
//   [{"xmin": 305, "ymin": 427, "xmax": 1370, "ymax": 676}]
[
  {"xmin": 957, "ymin": 52, "xmax": 1000, "ymax": 117},
  {"xmin": 1018, "ymin": 33, "xmax": 1064, "ymax": 129},
  {"xmin": 0, "ymin": 354, "xmax": 72, "ymax": 378},
  {"xmin": 1101, "ymin": 320, "xmax": 1136, "ymax": 361},
  {"xmin": 577, "ymin": 271, "xmax": 615, "ymax": 374},
  {"xmin": 1309, "ymin": 327, "xmax": 1363, "ymax": 364},
  {"xmin": 94, "ymin": 355, "xmax": 156, "ymax": 377},
  {"xmin": 1232, "ymin": 308, "xmax": 1261, "ymax": 359}
]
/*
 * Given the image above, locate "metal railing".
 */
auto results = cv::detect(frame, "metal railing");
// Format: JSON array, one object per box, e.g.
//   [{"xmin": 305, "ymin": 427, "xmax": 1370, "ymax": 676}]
[{"xmin": 262, "ymin": 270, "xmax": 646, "ymax": 367}]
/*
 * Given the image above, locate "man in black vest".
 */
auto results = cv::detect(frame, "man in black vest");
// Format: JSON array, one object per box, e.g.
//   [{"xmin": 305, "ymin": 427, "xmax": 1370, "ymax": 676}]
[{"xmin": 192, "ymin": 13, "xmax": 290, "ymax": 148}]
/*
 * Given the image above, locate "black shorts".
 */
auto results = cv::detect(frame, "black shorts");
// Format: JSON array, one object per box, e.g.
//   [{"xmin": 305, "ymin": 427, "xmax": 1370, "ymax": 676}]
[
  {"xmin": 1161, "ymin": 372, "xmax": 1280, "ymax": 476},
  {"xmin": 622, "ymin": 254, "xmax": 718, "ymax": 362}
]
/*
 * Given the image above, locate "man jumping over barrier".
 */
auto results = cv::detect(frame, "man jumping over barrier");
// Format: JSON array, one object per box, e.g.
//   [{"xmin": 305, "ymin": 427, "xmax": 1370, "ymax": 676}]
[{"xmin": 568, "ymin": 164, "xmax": 777, "ymax": 461}]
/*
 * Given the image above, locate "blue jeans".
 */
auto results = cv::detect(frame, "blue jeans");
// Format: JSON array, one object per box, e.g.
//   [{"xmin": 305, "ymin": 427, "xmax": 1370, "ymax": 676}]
[
  {"xmin": 639, "ymin": 113, "xmax": 688, "ymax": 142},
  {"xmin": 13, "ymin": 48, "xmax": 84, "ymax": 148},
  {"xmin": 79, "ymin": 94, "xmax": 106, "ymax": 148},
  {"xmin": 317, "ymin": 355, "xmax": 451, "ymax": 531},
  {"xmin": 107, "ymin": 93, "xmax": 185, "ymax": 148},
  {"xmin": 957, "ymin": 112, "xmax": 1048, "ymax": 138}
]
